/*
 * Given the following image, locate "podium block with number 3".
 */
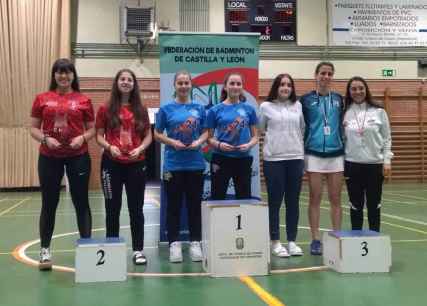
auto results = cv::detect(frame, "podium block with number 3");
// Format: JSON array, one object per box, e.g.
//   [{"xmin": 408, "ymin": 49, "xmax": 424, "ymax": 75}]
[
  {"xmin": 75, "ymin": 238, "xmax": 127, "ymax": 283},
  {"xmin": 202, "ymin": 199, "xmax": 270, "ymax": 277},
  {"xmin": 323, "ymin": 230, "xmax": 391, "ymax": 273}
]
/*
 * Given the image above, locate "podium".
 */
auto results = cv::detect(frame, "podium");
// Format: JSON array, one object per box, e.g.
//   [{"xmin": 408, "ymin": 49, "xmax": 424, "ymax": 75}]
[
  {"xmin": 75, "ymin": 238, "xmax": 127, "ymax": 283},
  {"xmin": 323, "ymin": 230, "xmax": 392, "ymax": 273},
  {"xmin": 202, "ymin": 199, "xmax": 270, "ymax": 277}
]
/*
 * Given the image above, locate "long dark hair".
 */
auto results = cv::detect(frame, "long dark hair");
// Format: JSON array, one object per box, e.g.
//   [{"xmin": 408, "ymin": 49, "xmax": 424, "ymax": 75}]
[
  {"xmin": 49, "ymin": 58, "xmax": 80, "ymax": 92},
  {"xmin": 220, "ymin": 72, "xmax": 246, "ymax": 102},
  {"xmin": 266, "ymin": 73, "xmax": 297, "ymax": 103},
  {"xmin": 107, "ymin": 69, "xmax": 149, "ymax": 136},
  {"xmin": 344, "ymin": 76, "xmax": 382, "ymax": 112}
]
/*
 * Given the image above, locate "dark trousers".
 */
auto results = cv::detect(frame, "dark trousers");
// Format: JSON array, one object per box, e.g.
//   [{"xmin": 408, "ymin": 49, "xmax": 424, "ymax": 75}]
[
  {"xmin": 163, "ymin": 170, "xmax": 204, "ymax": 244},
  {"xmin": 101, "ymin": 154, "xmax": 146, "ymax": 251},
  {"xmin": 38, "ymin": 153, "xmax": 92, "ymax": 248},
  {"xmin": 210, "ymin": 153, "xmax": 253, "ymax": 200},
  {"xmin": 344, "ymin": 161, "xmax": 384, "ymax": 232},
  {"xmin": 263, "ymin": 159, "xmax": 304, "ymax": 241}
]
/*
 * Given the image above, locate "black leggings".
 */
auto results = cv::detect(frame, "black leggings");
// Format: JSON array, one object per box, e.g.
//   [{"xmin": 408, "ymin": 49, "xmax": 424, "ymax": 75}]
[
  {"xmin": 163, "ymin": 170, "xmax": 204, "ymax": 244},
  {"xmin": 210, "ymin": 153, "xmax": 253, "ymax": 200},
  {"xmin": 101, "ymin": 154, "xmax": 146, "ymax": 251},
  {"xmin": 344, "ymin": 161, "xmax": 384, "ymax": 232},
  {"xmin": 38, "ymin": 153, "xmax": 92, "ymax": 248}
]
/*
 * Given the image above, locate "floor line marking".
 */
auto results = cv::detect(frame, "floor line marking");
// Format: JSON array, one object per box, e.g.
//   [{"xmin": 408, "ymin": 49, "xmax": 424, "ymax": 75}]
[
  {"xmin": 12, "ymin": 228, "xmax": 326, "ymax": 279},
  {"xmin": 6, "ymin": 238, "xmax": 427, "ymax": 257},
  {"xmin": 383, "ymin": 191, "xmax": 427, "ymax": 202},
  {"xmin": 0, "ymin": 198, "xmax": 30, "ymax": 217},
  {"xmin": 240, "ymin": 276, "xmax": 286, "ymax": 306},
  {"xmin": 381, "ymin": 213, "xmax": 427, "ymax": 227},
  {"xmin": 2, "ymin": 207, "xmax": 161, "ymax": 218},
  {"xmin": 271, "ymin": 266, "xmax": 328, "ymax": 274},
  {"xmin": 380, "ymin": 197, "xmax": 418, "ymax": 206},
  {"xmin": 297, "ymin": 194, "xmax": 427, "ymax": 234}
]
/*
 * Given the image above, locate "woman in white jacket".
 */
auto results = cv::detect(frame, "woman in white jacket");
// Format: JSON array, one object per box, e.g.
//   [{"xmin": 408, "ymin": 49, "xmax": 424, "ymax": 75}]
[
  {"xmin": 259, "ymin": 74, "xmax": 305, "ymax": 257},
  {"xmin": 343, "ymin": 76, "xmax": 393, "ymax": 232}
]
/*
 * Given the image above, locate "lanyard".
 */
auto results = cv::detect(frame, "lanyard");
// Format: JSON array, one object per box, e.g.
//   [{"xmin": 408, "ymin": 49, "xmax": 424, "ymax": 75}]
[
  {"xmin": 317, "ymin": 92, "xmax": 332, "ymax": 126},
  {"xmin": 352, "ymin": 103, "xmax": 367, "ymax": 135}
]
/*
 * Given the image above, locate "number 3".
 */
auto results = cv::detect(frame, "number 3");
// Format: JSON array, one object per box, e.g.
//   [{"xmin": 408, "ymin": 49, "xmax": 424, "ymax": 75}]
[
  {"xmin": 361, "ymin": 241, "xmax": 368, "ymax": 256},
  {"xmin": 97, "ymin": 249, "xmax": 105, "ymax": 266}
]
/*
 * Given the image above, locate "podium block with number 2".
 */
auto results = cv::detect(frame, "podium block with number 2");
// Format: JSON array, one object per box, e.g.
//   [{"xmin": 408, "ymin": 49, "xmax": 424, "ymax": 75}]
[
  {"xmin": 75, "ymin": 238, "xmax": 127, "ymax": 283},
  {"xmin": 323, "ymin": 230, "xmax": 391, "ymax": 273},
  {"xmin": 202, "ymin": 199, "xmax": 270, "ymax": 277}
]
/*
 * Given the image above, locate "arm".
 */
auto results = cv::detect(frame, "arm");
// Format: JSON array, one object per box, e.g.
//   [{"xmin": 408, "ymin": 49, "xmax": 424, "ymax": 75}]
[
  {"xmin": 30, "ymin": 117, "xmax": 61, "ymax": 149},
  {"xmin": 129, "ymin": 128, "xmax": 153, "ymax": 160},
  {"xmin": 258, "ymin": 104, "xmax": 267, "ymax": 133},
  {"xmin": 95, "ymin": 127, "xmax": 121, "ymax": 158},
  {"xmin": 236, "ymin": 125, "xmax": 258, "ymax": 152},
  {"xmin": 153, "ymin": 129, "xmax": 187, "ymax": 150},
  {"xmin": 187, "ymin": 129, "xmax": 208, "ymax": 150},
  {"xmin": 207, "ymin": 128, "xmax": 235, "ymax": 152},
  {"xmin": 380, "ymin": 109, "xmax": 393, "ymax": 176},
  {"xmin": 69, "ymin": 121, "xmax": 96, "ymax": 149}
]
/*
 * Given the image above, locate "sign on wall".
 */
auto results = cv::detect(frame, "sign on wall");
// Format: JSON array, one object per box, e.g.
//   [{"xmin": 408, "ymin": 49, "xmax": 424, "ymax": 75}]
[
  {"xmin": 330, "ymin": 0, "xmax": 427, "ymax": 47},
  {"xmin": 225, "ymin": 0, "xmax": 297, "ymax": 42}
]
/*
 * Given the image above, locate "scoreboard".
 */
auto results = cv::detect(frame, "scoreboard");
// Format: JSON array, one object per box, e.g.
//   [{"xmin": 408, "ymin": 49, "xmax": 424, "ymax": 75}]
[{"xmin": 225, "ymin": 0, "xmax": 297, "ymax": 42}]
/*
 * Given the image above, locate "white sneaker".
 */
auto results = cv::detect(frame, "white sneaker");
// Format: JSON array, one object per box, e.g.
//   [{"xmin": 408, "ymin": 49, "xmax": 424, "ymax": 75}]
[
  {"xmin": 169, "ymin": 241, "xmax": 183, "ymax": 263},
  {"xmin": 288, "ymin": 241, "xmax": 303, "ymax": 256},
  {"xmin": 39, "ymin": 247, "xmax": 52, "ymax": 270},
  {"xmin": 271, "ymin": 242, "xmax": 290, "ymax": 258},
  {"xmin": 133, "ymin": 251, "xmax": 147, "ymax": 265},
  {"xmin": 189, "ymin": 241, "xmax": 203, "ymax": 262}
]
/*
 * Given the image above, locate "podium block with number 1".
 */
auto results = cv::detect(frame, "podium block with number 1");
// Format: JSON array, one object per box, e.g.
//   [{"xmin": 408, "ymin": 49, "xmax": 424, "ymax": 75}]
[
  {"xmin": 75, "ymin": 238, "xmax": 127, "ymax": 283},
  {"xmin": 202, "ymin": 199, "xmax": 270, "ymax": 277}
]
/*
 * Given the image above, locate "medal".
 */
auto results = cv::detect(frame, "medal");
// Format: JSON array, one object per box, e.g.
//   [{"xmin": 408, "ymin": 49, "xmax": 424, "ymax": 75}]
[{"xmin": 353, "ymin": 104, "xmax": 367, "ymax": 139}]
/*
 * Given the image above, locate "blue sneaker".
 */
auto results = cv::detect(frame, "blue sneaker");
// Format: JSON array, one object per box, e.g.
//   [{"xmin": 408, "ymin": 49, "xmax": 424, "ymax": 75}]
[{"xmin": 310, "ymin": 240, "xmax": 322, "ymax": 255}]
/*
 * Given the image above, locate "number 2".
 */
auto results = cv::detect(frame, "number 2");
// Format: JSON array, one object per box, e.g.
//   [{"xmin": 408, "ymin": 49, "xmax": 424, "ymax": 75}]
[
  {"xmin": 96, "ymin": 249, "xmax": 105, "ymax": 266},
  {"xmin": 361, "ymin": 241, "xmax": 368, "ymax": 256}
]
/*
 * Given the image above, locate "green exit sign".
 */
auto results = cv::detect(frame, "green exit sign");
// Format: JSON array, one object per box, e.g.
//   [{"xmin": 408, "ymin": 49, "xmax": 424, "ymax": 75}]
[{"xmin": 382, "ymin": 69, "xmax": 396, "ymax": 77}]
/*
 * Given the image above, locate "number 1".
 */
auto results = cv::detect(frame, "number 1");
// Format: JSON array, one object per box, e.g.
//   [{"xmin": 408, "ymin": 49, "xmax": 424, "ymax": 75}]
[{"xmin": 236, "ymin": 214, "xmax": 242, "ymax": 230}]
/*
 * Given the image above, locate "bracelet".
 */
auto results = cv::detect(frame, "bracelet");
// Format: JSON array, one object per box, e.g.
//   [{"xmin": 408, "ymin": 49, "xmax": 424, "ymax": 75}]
[{"xmin": 41, "ymin": 135, "xmax": 47, "ymax": 145}]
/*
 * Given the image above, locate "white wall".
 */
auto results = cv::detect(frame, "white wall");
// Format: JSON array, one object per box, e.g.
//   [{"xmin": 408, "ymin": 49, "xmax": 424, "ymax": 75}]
[
  {"xmin": 259, "ymin": 60, "xmax": 417, "ymax": 79},
  {"xmin": 209, "ymin": 0, "xmax": 225, "ymax": 33},
  {"xmin": 75, "ymin": 58, "xmax": 160, "ymax": 78},
  {"xmin": 75, "ymin": 0, "xmax": 419, "ymax": 79},
  {"xmin": 77, "ymin": 0, "xmax": 120, "ymax": 43},
  {"xmin": 297, "ymin": 0, "xmax": 328, "ymax": 46}
]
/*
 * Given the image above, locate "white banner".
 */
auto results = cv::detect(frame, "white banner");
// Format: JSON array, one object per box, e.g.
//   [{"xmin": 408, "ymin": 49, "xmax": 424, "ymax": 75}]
[{"xmin": 330, "ymin": 0, "xmax": 427, "ymax": 46}]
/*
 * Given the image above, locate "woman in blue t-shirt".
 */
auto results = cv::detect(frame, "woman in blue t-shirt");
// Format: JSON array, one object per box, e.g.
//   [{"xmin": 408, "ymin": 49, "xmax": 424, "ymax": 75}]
[
  {"xmin": 154, "ymin": 70, "xmax": 208, "ymax": 263},
  {"xmin": 207, "ymin": 72, "xmax": 258, "ymax": 199}
]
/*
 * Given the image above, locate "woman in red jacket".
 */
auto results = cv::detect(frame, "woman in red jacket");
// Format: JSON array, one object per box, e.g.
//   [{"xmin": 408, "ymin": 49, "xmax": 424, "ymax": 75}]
[
  {"xmin": 30, "ymin": 58, "xmax": 95, "ymax": 270},
  {"xmin": 96, "ymin": 69, "xmax": 152, "ymax": 265}
]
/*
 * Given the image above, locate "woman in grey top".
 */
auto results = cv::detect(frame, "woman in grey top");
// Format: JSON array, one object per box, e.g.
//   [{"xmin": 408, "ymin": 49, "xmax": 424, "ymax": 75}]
[
  {"xmin": 259, "ymin": 73, "xmax": 305, "ymax": 257},
  {"xmin": 343, "ymin": 76, "xmax": 393, "ymax": 232}
]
